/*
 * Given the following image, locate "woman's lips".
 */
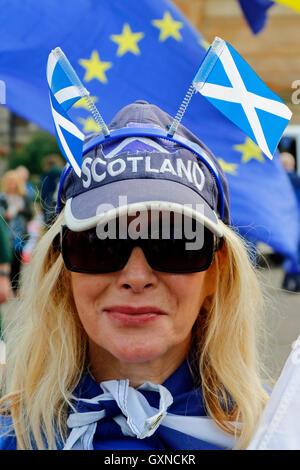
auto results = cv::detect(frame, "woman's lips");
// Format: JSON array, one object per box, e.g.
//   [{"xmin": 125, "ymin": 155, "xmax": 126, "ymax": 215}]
[{"xmin": 103, "ymin": 305, "xmax": 167, "ymax": 326}]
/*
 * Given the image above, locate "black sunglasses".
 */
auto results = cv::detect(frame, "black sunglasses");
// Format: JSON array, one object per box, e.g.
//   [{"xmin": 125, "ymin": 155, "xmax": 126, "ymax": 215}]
[{"xmin": 56, "ymin": 219, "xmax": 222, "ymax": 274}]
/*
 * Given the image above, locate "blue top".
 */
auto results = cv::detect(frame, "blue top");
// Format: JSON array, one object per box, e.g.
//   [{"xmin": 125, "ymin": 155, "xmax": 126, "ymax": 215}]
[{"xmin": 0, "ymin": 359, "xmax": 234, "ymax": 450}]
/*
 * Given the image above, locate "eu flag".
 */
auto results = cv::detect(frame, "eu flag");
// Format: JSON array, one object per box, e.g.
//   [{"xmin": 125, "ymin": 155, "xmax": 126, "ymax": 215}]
[{"xmin": 0, "ymin": 0, "xmax": 299, "ymax": 262}]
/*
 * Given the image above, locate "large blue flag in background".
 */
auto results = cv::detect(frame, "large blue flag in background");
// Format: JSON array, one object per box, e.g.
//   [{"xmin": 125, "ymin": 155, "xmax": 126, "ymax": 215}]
[{"xmin": 0, "ymin": 0, "xmax": 299, "ymax": 262}]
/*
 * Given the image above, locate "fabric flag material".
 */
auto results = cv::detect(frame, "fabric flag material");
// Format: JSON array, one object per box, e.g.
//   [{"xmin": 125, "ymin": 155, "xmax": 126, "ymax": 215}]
[
  {"xmin": 237, "ymin": 0, "xmax": 300, "ymax": 36},
  {"xmin": 47, "ymin": 48, "xmax": 86, "ymax": 176},
  {"xmin": 0, "ymin": 0, "xmax": 299, "ymax": 262},
  {"xmin": 274, "ymin": 0, "xmax": 300, "ymax": 13},
  {"xmin": 247, "ymin": 334, "xmax": 300, "ymax": 450},
  {"xmin": 237, "ymin": 0, "xmax": 274, "ymax": 34},
  {"xmin": 193, "ymin": 37, "xmax": 292, "ymax": 161}
]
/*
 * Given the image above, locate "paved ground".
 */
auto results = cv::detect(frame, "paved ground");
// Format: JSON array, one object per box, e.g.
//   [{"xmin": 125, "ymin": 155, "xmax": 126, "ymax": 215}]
[
  {"xmin": 258, "ymin": 262, "xmax": 300, "ymax": 386},
  {"xmin": 0, "ymin": 262, "xmax": 299, "ymax": 384}
]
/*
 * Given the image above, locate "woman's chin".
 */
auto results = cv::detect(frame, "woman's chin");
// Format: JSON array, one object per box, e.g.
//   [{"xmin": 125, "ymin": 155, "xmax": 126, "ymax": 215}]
[{"xmin": 107, "ymin": 340, "xmax": 167, "ymax": 364}]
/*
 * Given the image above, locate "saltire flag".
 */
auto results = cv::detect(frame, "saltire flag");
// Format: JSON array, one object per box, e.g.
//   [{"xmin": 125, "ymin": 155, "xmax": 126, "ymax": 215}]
[
  {"xmin": 0, "ymin": 0, "xmax": 299, "ymax": 263},
  {"xmin": 47, "ymin": 48, "xmax": 86, "ymax": 176},
  {"xmin": 193, "ymin": 37, "xmax": 292, "ymax": 161},
  {"xmin": 237, "ymin": 0, "xmax": 274, "ymax": 34}
]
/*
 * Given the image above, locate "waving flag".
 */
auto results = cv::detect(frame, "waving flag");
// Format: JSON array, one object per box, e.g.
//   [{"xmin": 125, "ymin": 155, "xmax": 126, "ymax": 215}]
[
  {"xmin": 47, "ymin": 48, "xmax": 86, "ymax": 176},
  {"xmin": 0, "ymin": 0, "xmax": 299, "ymax": 262},
  {"xmin": 193, "ymin": 37, "xmax": 292, "ymax": 160},
  {"xmin": 237, "ymin": 0, "xmax": 300, "ymax": 36},
  {"xmin": 274, "ymin": 0, "xmax": 300, "ymax": 13},
  {"xmin": 237, "ymin": 0, "xmax": 274, "ymax": 34}
]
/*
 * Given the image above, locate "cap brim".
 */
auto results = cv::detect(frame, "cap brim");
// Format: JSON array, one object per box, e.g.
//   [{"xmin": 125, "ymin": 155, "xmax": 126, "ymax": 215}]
[{"xmin": 64, "ymin": 179, "xmax": 223, "ymax": 237}]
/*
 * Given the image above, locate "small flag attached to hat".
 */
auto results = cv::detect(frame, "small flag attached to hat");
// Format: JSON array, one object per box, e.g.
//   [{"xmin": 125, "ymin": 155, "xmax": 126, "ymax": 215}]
[
  {"xmin": 47, "ymin": 48, "xmax": 86, "ymax": 176},
  {"xmin": 47, "ymin": 47, "xmax": 110, "ymax": 177},
  {"xmin": 192, "ymin": 37, "xmax": 292, "ymax": 160}
]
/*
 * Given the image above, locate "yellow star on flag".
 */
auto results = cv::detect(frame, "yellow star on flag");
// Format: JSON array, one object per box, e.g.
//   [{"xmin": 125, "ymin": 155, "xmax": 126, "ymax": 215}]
[
  {"xmin": 152, "ymin": 11, "xmax": 183, "ymax": 41},
  {"xmin": 218, "ymin": 158, "xmax": 238, "ymax": 175},
  {"xmin": 73, "ymin": 96, "xmax": 98, "ymax": 110},
  {"xmin": 79, "ymin": 117, "xmax": 100, "ymax": 133},
  {"xmin": 110, "ymin": 23, "xmax": 144, "ymax": 56},
  {"xmin": 234, "ymin": 138, "xmax": 265, "ymax": 163},
  {"xmin": 79, "ymin": 50, "xmax": 112, "ymax": 83}
]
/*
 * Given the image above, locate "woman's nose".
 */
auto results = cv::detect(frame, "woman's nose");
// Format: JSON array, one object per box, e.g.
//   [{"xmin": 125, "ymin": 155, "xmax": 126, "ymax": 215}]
[{"xmin": 117, "ymin": 246, "xmax": 158, "ymax": 293}]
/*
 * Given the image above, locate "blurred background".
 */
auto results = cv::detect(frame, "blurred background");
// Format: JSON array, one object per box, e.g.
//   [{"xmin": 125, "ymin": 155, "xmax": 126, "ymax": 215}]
[{"xmin": 0, "ymin": 0, "xmax": 299, "ymax": 383}]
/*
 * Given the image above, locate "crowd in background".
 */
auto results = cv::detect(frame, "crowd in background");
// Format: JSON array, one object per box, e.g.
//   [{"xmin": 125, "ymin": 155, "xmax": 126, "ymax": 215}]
[
  {"xmin": 278, "ymin": 136, "xmax": 300, "ymax": 292},
  {"xmin": 0, "ymin": 154, "xmax": 64, "ymax": 343}
]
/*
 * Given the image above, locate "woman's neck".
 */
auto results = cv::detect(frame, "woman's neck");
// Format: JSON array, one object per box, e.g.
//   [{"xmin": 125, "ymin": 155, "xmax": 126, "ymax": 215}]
[{"xmin": 87, "ymin": 339, "xmax": 190, "ymax": 387}]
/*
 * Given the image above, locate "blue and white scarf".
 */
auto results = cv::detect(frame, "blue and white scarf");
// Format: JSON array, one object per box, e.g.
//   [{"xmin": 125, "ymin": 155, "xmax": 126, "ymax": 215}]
[{"xmin": 63, "ymin": 360, "xmax": 236, "ymax": 450}]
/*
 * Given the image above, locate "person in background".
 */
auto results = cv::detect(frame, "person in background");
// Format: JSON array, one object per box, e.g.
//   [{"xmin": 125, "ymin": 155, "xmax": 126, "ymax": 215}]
[
  {"xmin": 40, "ymin": 154, "xmax": 64, "ymax": 227},
  {"xmin": 0, "ymin": 196, "xmax": 13, "ymax": 345},
  {"xmin": 280, "ymin": 152, "xmax": 300, "ymax": 292},
  {"xmin": 21, "ymin": 204, "xmax": 43, "ymax": 265},
  {"xmin": 1, "ymin": 171, "xmax": 33, "ymax": 292},
  {"xmin": 15, "ymin": 166, "xmax": 35, "ymax": 201}
]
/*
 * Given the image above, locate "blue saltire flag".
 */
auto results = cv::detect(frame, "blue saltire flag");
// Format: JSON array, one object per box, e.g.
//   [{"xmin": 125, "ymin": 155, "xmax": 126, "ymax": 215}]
[
  {"xmin": 237, "ymin": 0, "xmax": 274, "ymax": 34},
  {"xmin": 193, "ymin": 37, "xmax": 292, "ymax": 161},
  {"xmin": 47, "ymin": 48, "xmax": 86, "ymax": 177},
  {"xmin": 0, "ymin": 0, "xmax": 299, "ymax": 262}
]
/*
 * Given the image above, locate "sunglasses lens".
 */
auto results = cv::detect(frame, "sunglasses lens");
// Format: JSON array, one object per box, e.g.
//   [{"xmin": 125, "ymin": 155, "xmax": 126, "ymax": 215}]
[
  {"xmin": 61, "ymin": 221, "xmax": 216, "ymax": 274},
  {"xmin": 142, "ymin": 226, "xmax": 214, "ymax": 273},
  {"xmin": 62, "ymin": 227, "xmax": 131, "ymax": 273}
]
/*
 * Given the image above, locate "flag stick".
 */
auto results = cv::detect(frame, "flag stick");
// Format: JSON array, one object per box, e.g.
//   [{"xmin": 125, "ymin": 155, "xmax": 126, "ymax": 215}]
[
  {"xmin": 168, "ymin": 37, "xmax": 224, "ymax": 137},
  {"xmin": 167, "ymin": 85, "xmax": 195, "ymax": 137}
]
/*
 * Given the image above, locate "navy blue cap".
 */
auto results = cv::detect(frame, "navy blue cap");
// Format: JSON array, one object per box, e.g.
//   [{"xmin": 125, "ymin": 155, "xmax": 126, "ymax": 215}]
[{"xmin": 60, "ymin": 101, "xmax": 230, "ymax": 236}]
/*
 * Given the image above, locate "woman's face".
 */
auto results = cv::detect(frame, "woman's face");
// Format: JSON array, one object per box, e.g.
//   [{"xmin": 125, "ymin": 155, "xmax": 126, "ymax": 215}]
[
  {"xmin": 71, "ymin": 241, "xmax": 217, "ymax": 368},
  {"xmin": 5, "ymin": 177, "xmax": 18, "ymax": 194}
]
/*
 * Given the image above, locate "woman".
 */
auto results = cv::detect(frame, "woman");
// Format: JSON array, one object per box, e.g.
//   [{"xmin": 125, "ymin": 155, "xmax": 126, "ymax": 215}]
[
  {"xmin": 1, "ymin": 170, "xmax": 33, "ymax": 292},
  {"xmin": 0, "ymin": 101, "xmax": 269, "ymax": 450}
]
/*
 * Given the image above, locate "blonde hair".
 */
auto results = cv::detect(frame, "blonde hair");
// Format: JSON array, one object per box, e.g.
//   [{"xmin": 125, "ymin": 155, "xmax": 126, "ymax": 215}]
[
  {"xmin": 0, "ymin": 212, "xmax": 269, "ymax": 449},
  {"xmin": 1, "ymin": 170, "xmax": 26, "ymax": 196}
]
